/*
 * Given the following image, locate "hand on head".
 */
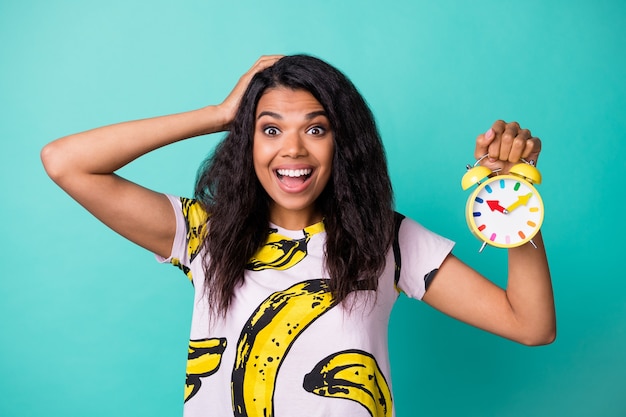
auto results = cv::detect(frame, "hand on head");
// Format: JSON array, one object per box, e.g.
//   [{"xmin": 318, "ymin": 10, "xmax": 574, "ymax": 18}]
[{"xmin": 217, "ymin": 55, "xmax": 284, "ymax": 129}]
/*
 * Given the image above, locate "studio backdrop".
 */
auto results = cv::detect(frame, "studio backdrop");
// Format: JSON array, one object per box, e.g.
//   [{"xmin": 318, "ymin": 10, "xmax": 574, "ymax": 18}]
[{"xmin": 1, "ymin": 1, "xmax": 625, "ymax": 416}]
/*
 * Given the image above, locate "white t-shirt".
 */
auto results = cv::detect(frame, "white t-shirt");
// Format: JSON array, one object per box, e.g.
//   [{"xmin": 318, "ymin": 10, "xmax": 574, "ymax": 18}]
[{"xmin": 158, "ymin": 195, "xmax": 454, "ymax": 417}]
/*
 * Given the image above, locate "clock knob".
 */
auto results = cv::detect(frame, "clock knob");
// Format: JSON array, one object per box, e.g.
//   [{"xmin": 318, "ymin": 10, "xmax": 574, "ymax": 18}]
[
  {"xmin": 509, "ymin": 162, "xmax": 542, "ymax": 184},
  {"xmin": 461, "ymin": 165, "xmax": 492, "ymax": 190}
]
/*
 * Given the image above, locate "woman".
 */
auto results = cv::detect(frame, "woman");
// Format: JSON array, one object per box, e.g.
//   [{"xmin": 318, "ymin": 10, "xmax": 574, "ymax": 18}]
[{"xmin": 41, "ymin": 54, "xmax": 555, "ymax": 417}]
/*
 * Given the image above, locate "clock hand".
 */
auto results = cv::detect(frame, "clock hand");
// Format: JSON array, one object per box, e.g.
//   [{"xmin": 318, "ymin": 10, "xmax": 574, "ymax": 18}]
[
  {"xmin": 487, "ymin": 200, "xmax": 508, "ymax": 214},
  {"xmin": 506, "ymin": 192, "xmax": 533, "ymax": 213}
]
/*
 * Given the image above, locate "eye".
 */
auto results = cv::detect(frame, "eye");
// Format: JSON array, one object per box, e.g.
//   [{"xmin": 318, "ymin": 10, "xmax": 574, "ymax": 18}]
[
  {"xmin": 306, "ymin": 126, "xmax": 327, "ymax": 136},
  {"xmin": 263, "ymin": 126, "xmax": 281, "ymax": 136}
]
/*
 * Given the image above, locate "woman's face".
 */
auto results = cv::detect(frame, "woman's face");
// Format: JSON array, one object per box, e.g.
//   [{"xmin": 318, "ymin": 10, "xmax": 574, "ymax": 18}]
[{"xmin": 253, "ymin": 87, "xmax": 334, "ymax": 230}]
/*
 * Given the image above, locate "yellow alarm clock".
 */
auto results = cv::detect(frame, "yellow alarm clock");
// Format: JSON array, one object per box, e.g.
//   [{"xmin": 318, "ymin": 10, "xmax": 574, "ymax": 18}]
[{"xmin": 461, "ymin": 155, "xmax": 544, "ymax": 252}]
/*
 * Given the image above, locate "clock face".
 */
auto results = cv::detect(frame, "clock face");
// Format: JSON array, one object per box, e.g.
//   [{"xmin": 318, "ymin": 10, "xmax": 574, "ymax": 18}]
[{"xmin": 466, "ymin": 175, "xmax": 544, "ymax": 248}]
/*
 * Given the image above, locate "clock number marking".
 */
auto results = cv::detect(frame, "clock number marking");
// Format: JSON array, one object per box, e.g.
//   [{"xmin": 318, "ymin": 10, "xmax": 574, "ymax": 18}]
[
  {"xmin": 489, "ymin": 233, "xmax": 497, "ymax": 241},
  {"xmin": 514, "ymin": 182, "xmax": 521, "ymax": 191},
  {"xmin": 518, "ymin": 231, "xmax": 526, "ymax": 239}
]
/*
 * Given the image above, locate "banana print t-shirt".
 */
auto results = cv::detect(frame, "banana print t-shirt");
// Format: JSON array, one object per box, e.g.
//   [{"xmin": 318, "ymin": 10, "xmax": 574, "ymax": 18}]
[{"xmin": 157, "ymin": 195, "xmax": 454, "ymax": 417}]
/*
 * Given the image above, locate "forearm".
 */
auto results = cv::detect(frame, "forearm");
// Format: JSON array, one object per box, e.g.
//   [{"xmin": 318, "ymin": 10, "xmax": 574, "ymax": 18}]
[
  {"xmin": 505, "ymin": 231, "xmax": 556, "ymax": 345},
  {"xmin": 41, "ymin": 105, "xmax": 228, "ymax": 182}
]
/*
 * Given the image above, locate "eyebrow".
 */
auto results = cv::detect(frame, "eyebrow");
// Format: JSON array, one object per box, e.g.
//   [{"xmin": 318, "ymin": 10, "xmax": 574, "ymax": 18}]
[{"xmin": 256, "ymin": 110, "xmax": 328, "ymax": 120}]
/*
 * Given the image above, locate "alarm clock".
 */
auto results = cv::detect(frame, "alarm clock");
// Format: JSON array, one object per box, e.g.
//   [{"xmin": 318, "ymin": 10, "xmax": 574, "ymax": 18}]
[{"xmin": 461, "ymin": 155, "xmax": 544, "ymax": 252}]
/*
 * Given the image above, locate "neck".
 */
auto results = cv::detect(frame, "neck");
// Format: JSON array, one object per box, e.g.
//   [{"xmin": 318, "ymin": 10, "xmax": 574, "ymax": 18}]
[{"xmin": 268, "ymin": 204, "xmax": 323, "ymax": 230}]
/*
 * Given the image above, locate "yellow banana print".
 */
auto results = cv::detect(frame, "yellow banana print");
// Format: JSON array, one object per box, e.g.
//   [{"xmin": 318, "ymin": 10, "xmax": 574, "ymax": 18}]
[
  {"xmin": 171, "ymin": 258, "xmax": 192, "ymax": 282},
  {"xmin": 185, "ymin": 338, "xmax": 227, "ymax": 402},
  {"xmin": 246, "ymin": 222, "xmax": 324, "ymax": 271},
  {"xmin": 231, "ymin": 279, "xmax": 337, "ymax": 417},
  {"xmin": 181, "ymin": 197, "xmax": 209, "ymax": 263},
  {"xmin": 303, "ymin": 349, "xmax": 393, "ymax": 417}
]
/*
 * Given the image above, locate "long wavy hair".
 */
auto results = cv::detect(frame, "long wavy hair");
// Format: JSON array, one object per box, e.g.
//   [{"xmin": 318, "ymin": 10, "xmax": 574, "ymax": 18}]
[{"xmin": 195, "ymin": 55, "xmax": 395, "ymax": 315}]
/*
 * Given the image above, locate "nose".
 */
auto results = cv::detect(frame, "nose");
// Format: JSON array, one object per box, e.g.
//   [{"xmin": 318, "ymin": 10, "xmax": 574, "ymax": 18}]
[{"xmin": 281, "ymin": 131, "xmax": 307, "ymax": 157}]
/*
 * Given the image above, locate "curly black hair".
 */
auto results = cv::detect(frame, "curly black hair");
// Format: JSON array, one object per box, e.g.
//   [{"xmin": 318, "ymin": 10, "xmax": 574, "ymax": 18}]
[{"xmin": 195, "ymin": 55, "xmax": 395, "ymax": 315}]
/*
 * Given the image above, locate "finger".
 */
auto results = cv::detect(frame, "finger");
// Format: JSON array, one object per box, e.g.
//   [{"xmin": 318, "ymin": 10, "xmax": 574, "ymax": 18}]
[
  {"xmin": 487, "ymin": 120, "xmax": 508, "ymax": 161},
  {"xmin": 251, "ymin": 55, "xmax": 284, "ymax": 71},
  {"xmin": 495, "ymin": 121, "xmax": 520, "ymax": 160},
  {"xmin": 474, "ymin": 120, "xmax": 505, "ymax": 160},
  {"xmin": 522, "ymin": 137, "xmax": 542, "ymax": 165},
  {"xmin": 226, "ymin": 56, "xmax": 283, "ymax": 103},
  {"xmin": 507, "ymin": 128, "xmax": 532, "ymax": 162},
  {"xmin": 241, "ymin": 55, "xmax": 283, "ymax": 81},
  {"xmin": 474, "ymin": 128, "xmax": 494, "ymax": 159},
  {"xmin": 240, "ymin": 55, "xmax": 282, "ymax": 84}
]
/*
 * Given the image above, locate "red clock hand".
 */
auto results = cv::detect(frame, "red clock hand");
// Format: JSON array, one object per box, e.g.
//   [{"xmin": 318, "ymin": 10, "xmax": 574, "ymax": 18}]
[{"xmin": 486, "ymin": 200, "xmax": 508, "ymax": 214}]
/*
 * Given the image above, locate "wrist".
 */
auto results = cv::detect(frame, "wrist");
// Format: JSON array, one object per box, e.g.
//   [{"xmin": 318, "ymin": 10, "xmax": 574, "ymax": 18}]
[{"xmin": 207, "ymin": 104, "xmax": 234, "ymax": 133}]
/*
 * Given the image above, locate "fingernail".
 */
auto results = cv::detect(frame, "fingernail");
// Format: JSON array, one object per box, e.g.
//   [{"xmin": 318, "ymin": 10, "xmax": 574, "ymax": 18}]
[{"xmin": 485, "ymin": 128, "xmax": 494, "ymax": 139}]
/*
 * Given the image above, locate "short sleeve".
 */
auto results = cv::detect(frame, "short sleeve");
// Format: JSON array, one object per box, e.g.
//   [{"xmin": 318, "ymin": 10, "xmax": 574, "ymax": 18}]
[
  {"xmin": 155, "ymin": 194, "xmax": 189, "ymax": 266},
  {"xmin": 396, "ymin": 217, "xmax": 455, "ymax": 300}
]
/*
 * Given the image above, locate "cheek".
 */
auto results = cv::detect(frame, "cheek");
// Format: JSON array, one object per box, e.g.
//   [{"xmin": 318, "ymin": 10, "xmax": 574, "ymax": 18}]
[
  {"xmin": 252, "ymin": 144, "xmax": 275, "ymax": 186},
  {"xmin": 252, "ymin": 157, "xmax": 267, "ymax": 182},
  {"xmin": 318, "ymin": 147, "xmax": 334, "ymax": 187}
]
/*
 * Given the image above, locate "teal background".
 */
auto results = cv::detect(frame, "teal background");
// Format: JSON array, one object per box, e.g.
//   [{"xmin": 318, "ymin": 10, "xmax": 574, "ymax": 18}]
[{"xmin": 1, "ymin": 0, "xmax": 625, "ymax": 416}]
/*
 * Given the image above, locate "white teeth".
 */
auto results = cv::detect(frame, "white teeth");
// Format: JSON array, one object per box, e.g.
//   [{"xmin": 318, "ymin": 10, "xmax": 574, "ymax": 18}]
[{"xmin": 276, "ymin": 168, "xmax": 312, "ymax": 177}]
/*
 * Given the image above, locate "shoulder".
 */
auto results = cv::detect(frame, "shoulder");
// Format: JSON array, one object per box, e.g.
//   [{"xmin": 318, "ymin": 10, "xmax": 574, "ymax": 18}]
[
  {"xmin": 165, "ymin": 195, "xmax": 210, "ymax": 263},
  {"xmin": 393, "ymin": 212, "xmax": 455, "ymax": 299},
  {"xmin": 395, "ymin": 212, "xmax": 441, "ymax": 239}
]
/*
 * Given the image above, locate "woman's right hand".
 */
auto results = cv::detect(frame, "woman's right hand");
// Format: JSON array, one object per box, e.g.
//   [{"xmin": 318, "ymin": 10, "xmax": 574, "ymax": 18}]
[{"xmin": 216, "ymin": 55, "xmax": 283, "ymax": 129}]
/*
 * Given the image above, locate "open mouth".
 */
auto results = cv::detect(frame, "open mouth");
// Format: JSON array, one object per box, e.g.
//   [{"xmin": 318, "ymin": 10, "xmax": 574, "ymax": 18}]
[{"xmin": 276, "ymin": 168, "xmax": 313, "ymax": 187}]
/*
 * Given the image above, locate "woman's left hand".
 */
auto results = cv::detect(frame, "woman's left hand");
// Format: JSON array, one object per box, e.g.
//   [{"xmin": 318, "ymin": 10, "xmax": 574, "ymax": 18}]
[{"xmin": 475, "ymin": 120, "xmax": 542, "ymax": 174}]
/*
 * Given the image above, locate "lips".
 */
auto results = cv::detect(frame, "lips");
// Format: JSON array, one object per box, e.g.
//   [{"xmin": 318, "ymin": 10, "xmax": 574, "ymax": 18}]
[{"xmin": 275, "ymin": 168, "xmax": 313, "ymax": 190}]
